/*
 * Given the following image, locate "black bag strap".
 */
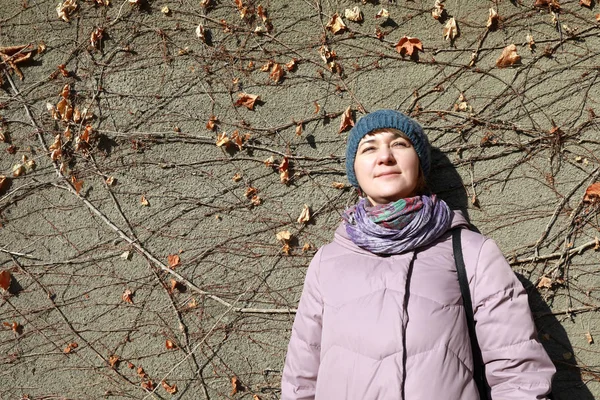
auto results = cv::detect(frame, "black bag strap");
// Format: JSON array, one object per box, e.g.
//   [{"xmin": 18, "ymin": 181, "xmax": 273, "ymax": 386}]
[{"xmin": 452, "ymin": 228, "xmax": 489, "ymax": 400}]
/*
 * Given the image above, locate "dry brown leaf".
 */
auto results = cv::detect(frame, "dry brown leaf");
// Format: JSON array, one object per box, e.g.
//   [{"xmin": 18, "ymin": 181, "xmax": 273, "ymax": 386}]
[
  {"xmin": 3, "ymin": 321, "xmax": 20, "ymax": 333},
  {"xmin": 216, "ymin": 132, "xmax": 230, "ymax": 147},
  {"xmin": 167, "ymin": 254, "xmax": 180, "ymax": 268},
  {"xmin": 261, "ymin": 60, "xmax": 273, "ymax": 72},
  {"xmin": 141, "ymin": 380, "xmax": 155, "ymax": 391},
  {"xmin": 487, "ymin": 8, "xmax": 499, "ymax": 30},
  {"xmin": 57, "ymin": 0, "xmax": 78, "ymax": 22},
  {"xmin": 375, "ymin": 8, "xmax": 389, "ymax": 19},
  {"xmin": 63, "ymin": 342, "xmax": 78, "ymax": 353},
  {"xmin": 285, "ymin": 58, "xmax": 297, "ymax": 71},
  {"xmin": 12, "ymin": 164, "xmax": 25, "ymax": 177},
  {"xmin": 140, "ymin": 195, "xmax": 149, "ymax": 206},
  {"xmin": 165, "ymin": 339, "xmax": 177, "ymax": 349},
  {"xmin": 270, "ymin": 63, "xmax": 285, "ymax": 83},
  {"xmin": 0, "ymin": 270, "xmax": 11, "ymax": 291},
  {"xmin": 231, "ymin": 130, "xmax": 244, "ymax": 150},
  {"xmin": 584, "ymin": 182, "xmax": 600, "ymax": 203},
  {"xmin": 108, "ymin": 355, "xmax": 120, "ymax": 367},
  {"xmin": 295, "ymin": 123, "xmax": 303, "ymax": 136},
  {"xmin": 326, "ymin": 13, "xmax": 347, "ymax": 34},
  {"xmin": 162, "ymin": 380, "xmax": 178, "ymax": 394},
  {"xmin": 0, "ymin": 175, "xmax": 9, "ymax": 194},
  {"xmin": 90, "ymin": 27, "xmax": 104, "ymax": 48},
  {"xmin": 71, "ymin": 176, "xmax": 83, "ymax": 195},
  {"xmin": 394, "ymin": 36, "xmax": 423, "ymax": 58},
  {"xmin": 137, "ymin": 366, "xmax": 147, "ymax": 378},
  {"xmin": 586, "ymin": 331, "xmax": 594, "ymax": 344},
  {"xmin": 534, "ymin": 0, "xmax": 561, "ymax": 11},
  {"xmin": 345, "ymin": 7, "xmax": 363, "ymax": 22},
  {"xmin": 279, "ymin": 157, "xmax": 289, "ymax": 184},
  {"xmin": 105, "ymin": 176, "xmax": 115, "ymax": 186},
  {"xmin": 245, "ymin": 186, "xmax": 258, "ymax": 198},
  {"xmin": 302, "ymin": 242, "xmax": 312, "ymax": 252},
  {"xmin": 297, "ymin": 204, "xmax": 310, "ymax": 223},
  {"xmin": 443, "ymin": 17, "xmax": 458, "ymax": 41},
  {"xmin": 596, "ymin": 13, "xmax": 600, "ymax": 22},
  {"xmin": 314, "ymin": 101, "xmax": 321, "ymax": 114},
  {"xmin": 122, "ymin": 289, "xmax": 134, "ymax": 304},
  {"xmin": 495, "ymin": 44, "xmax": 521, "ymax": 68},
  {"xmin": 526, "ymin": 34, "xmax": 535, "ymax": 51},
  {"xmin": 276, "ymin": 230, "xmax": 292, "ymax": 243},
  {"xmin": 206, "ymin": 115, "xmax": 218, "ymax": 130},
  {"xmin": 537, "ymin": 276, "xmax": 553, "ymax": 289},
  {"xmin": 431, "ymin": 0, "xmax": 445, "ymax": 20},
  {"xmin": 232, "ymin": 173, "xmax": 242, "ymax": 182},
  {"xmin": 580, "ymin": 0, "xmax": 592, "ymax": 7},
  {"xmin": 250, "ymin": 195, "xmax": 261, "ymax": 205},
  {"xmin": 235, "ymin": 93, "xmax": 259, "ymax": 110},
  {"xmin": 339, "ymin": 106, "xmax": 354, "ymax": 133},
  {"xmin": 332, "ymin": 182, "xmax": 346, "ymax": 189},
  {"xmin": 231, "ymin": 376, "xmax": 242, "ymax": 395},
  {"xmin": 253, "ymin": 395, "xmax": 262, "ymax": 400}
]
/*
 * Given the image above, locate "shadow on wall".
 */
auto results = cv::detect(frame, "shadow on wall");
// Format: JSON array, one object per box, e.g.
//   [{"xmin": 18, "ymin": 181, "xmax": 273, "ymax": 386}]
[{"xmin": 429, "ymin": 148, "xmax": 594, "ymax": 400}]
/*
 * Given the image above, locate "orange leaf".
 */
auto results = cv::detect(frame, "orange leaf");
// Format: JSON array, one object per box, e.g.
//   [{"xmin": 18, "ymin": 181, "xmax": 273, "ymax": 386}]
[
  {"xmin": 122, "ymin": 289, "xmax": 134, "ymax": 304},
  {"xmin": 71, "ymin": 176, "xmax": 83, "ymax": 194},
  {"xmin": 584, "ymin": 183, "xmax": 600, "ymax": 203},
  {"xmin": 140, "ymin": 195, "xmax": 149, "ymax": 206},
  {"xmin": 3, "ymin": 321, "xmax": 20, "ymax": 333},
  {"xmin": 109, "ymin": 355, "xmax": 120, "ymax": 367},
  {"xmin": 394, "ymin": 36, "xmax": 423, "ymax": 58},
  {"xmin": 167, "ymin": 254, "xmax": 180, "ymax": 268},
  {"xmin": 63, "ymin": 342, "xmax": 78, "ymax": 353},
  {"xmin": 141, "ymin": 380, "xmax": 155, "ymax": 391},
  {"xmin": 0, "ymin": 271, "xmax": 11, "ymax": 291},
  {"xmin": 495, "ymin": 44, "xmax": 521, "ymax": 68},
  {"xmin": 137, "ymin": 366, "xmax": 147, "ymax": 378},
  {"xmin": 165, "ymin": 339, "xmax": 177, "ymax": 349},
  {"xmin": 339, "ymin": 106, "xmax": 354, "ymax": 133},
  {"xmin": 234, "ymin": 93, "xmax": 259, "ymax": 110},
  {"xmin": 161, "ymin": 380, "xmax": 178, "ymax": 394}
]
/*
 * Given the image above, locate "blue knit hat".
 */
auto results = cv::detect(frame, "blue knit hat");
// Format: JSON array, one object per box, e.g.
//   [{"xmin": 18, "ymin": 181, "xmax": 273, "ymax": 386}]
[{"xmin": 345, "ymin": 109, "xmax": 431, "ymax": 188}]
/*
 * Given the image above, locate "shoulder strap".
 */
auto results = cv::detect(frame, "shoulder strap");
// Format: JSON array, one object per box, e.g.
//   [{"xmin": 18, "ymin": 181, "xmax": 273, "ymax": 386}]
[{"xmin": 452, "ymin": 228, "xmax": 489, "ymax": 400}]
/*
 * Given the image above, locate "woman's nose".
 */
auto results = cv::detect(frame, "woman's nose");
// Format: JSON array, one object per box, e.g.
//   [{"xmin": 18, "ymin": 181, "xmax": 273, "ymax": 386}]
[{"xmin": 377, "ymin": 146, "xmax": 396, "ymax": 164}]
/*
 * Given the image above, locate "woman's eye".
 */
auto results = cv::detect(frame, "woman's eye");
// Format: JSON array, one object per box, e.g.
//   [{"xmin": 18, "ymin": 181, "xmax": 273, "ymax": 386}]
[
  {"xmin": 362, "ymin": 146, "xmax": 375, "ymax": 152},
  {"xmin": 392, "ymin": 141, "xmax": 409, "ymax": 147}
]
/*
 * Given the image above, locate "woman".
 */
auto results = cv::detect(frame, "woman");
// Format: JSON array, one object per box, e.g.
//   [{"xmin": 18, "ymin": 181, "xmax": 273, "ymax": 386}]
[{"xmin": 281, "ymin": 109, "xmax": 555, "ymax": 399}]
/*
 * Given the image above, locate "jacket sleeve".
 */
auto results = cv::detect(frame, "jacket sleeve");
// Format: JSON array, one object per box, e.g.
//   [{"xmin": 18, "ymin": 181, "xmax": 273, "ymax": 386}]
[
  {"xmin": 281, "ymin": 249, "xmax": 324, "ymax": 400},
  {"xmin": 472, "ymin": 238, "xmax": 555, "ymax": 400}
]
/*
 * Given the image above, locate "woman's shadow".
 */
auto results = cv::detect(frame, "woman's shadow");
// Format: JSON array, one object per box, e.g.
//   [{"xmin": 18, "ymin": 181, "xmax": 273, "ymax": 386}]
[{"xmin": 429, "ymin": 148, "xmax": 594, "ymax": 400}]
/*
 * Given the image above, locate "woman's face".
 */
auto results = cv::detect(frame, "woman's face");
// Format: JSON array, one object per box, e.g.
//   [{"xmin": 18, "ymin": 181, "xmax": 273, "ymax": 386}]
[{"xmin": 354, "ymin": 129, "xmax": 421, "ymax": 206}]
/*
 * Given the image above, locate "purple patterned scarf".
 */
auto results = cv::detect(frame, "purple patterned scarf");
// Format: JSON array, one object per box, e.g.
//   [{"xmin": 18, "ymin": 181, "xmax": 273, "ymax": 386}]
[{"xmin": 342, "ymin": 195, "xmax": 452, "ymax": 255}]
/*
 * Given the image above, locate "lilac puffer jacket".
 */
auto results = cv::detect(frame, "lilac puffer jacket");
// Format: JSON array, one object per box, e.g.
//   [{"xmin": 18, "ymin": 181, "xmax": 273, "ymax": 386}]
[{"xmin": 281, "ymin": 211, "xmax": 555, "ymax": 399}]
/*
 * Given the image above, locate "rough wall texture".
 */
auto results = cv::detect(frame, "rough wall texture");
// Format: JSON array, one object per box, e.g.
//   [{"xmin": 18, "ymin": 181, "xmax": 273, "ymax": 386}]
[{"xmin": 1, "ymin": 0, "xmax": 599, "ymax": 398}]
